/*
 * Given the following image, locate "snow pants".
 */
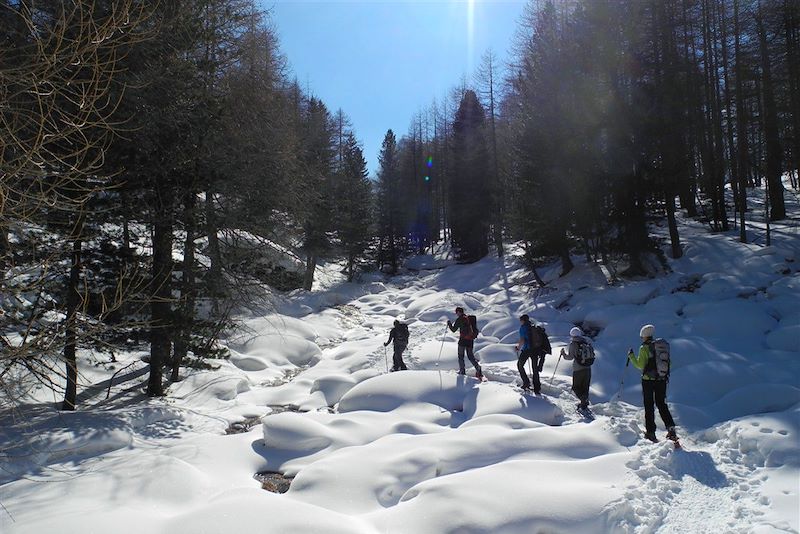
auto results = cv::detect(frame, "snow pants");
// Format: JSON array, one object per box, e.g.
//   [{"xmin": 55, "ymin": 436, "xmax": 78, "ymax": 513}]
[
  {"xmin": 641, "ymin": 379, "xmax": 676, "ymax": 434},
  {"xmin": 572, "ymin": 368, "xmax": 591, "ymax": 407},
  {"xmin": 392, "ymin": 343, "xmax": 408, "ymax": 371},
  {"xmin": 517, "ymin": 349, "xmax": 541, "ymax": 393},
  {"xmin": 457, "ymin": 341, "xmax": 481, "ymax": 375}
]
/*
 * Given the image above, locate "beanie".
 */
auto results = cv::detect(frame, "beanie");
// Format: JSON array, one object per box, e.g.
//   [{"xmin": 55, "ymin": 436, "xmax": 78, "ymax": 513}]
[
  {"xmin": 570, "ymin": 326, "xmax": 583, "ymax": 338},
  {"xmin": 640, "ymin": 324, "xmax": 655, "ymax": 339}
]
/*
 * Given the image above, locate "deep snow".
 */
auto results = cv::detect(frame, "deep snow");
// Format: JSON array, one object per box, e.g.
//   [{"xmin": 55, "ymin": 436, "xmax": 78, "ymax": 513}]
[{"xmin": 1, "ymin": 187, "xmax": 799, "ymax": 534}]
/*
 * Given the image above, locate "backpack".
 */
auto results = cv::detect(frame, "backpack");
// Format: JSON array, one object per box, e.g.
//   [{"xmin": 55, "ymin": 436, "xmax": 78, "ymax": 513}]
[
  {"xmin": 463, "ymin": 315, "xmax": 479, "ymax": 340},
  {"xmin": 528, "ymin": 324, "xmax": 551, "ymax": 355},
  {"xmin": 575, "ymin": 340, "xmax": 595, "ymax": 366},
  {"xmin": 395, "ymin": 323, "xmax": 409, "ymax": 344},
  {"xmin": 644, "ymin": 338, "xmax": 670, "ymax": 379}
]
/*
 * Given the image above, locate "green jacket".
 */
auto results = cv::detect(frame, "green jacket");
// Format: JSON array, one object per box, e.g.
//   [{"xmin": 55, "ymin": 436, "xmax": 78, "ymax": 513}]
[{"xmin": 629, "ymin": 343, "xmax": 657, "ymax": 381}]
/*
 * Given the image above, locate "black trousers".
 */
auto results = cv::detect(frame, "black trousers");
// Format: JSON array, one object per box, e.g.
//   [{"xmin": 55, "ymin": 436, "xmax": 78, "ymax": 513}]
[
  {"xmin": 517, "ymin": 349, "xmax": 541, "ymax": 393},
  {"xmin": 572, "ymin": 368, "xmax": 591, "ymax": 406},
  {"xmin": 392, "ymin": 343, "xmax": 408, "ymax": 370},
  {"xmin": 457, "ymin": 340, "xmax": 481, "ymax": 374},
  {"xmin": 641, "ymin": 379, "xmax": 676, "ymax": 433}
]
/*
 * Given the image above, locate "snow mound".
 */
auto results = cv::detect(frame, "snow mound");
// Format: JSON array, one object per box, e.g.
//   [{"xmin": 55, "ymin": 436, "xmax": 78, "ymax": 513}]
[{"xmin": 338, "ymin": 371, "xmax": 479, "ymax": 413}]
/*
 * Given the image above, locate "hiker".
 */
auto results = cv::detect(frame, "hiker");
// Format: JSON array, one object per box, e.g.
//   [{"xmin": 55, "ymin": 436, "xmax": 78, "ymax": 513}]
[
  {"xmin": 628, "ymin": 324, "xmax": 677, "ymax": 443},
  {"xmin": 515, "ymin": 315, "xmax": 540, "ymax": 393},
  {"xmin": 384, "ymin": 320, "xmax": 409, "ymax": 371},
  {"xmin": 447, "ymin": 307, "xmax": 482, "ymax": 378},
  {"xmin": 560, "ymin": 326, "xmax": 594, "ymax": 410}
]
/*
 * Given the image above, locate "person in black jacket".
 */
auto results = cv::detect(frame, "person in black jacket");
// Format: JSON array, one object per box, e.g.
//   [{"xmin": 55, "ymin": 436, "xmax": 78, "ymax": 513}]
[
  {"xmin": 384, "ymin": 320, "xmax": 409, "ymax": 371},
  {"xmin": 447, "ymin": 307, "xmax": 482, "ymax": 378}
]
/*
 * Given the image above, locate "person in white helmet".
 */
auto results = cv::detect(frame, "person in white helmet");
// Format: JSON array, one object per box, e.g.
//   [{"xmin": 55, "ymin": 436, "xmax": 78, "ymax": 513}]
[
  {"xmin": 561, "ymin": 326, "xmax": 594, "ymax": 410},
  {"xmin": 628, "ymin": 324, "xmax": 677, "ymax": 443}
]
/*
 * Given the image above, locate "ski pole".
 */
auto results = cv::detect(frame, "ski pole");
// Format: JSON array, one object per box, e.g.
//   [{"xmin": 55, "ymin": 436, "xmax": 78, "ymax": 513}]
[{"xmin": 549, "ymin": 350, "xmax": 562, "ymax": 387}]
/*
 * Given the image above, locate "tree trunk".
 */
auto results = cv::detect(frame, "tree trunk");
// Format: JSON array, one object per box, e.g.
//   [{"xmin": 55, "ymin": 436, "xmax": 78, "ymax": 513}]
[
  {"xmin": 172, "ymin": 188, "xmax": 196, "ymax": 383},
  {"xmin": 682, "ymin": 0, "xmax": 704, "ymax": 219},
  {"xmin": 205, "ymin": 188, "xmax": 222, "ymax": 311},
  {"xmin": 61, "ymin": 231, "xmax": 83, "ymax": 411},
  {"xmin": 709, "ymin": 0, "xmax": 729, "ymax": 231},
  {"xmin": 734, "ymin": 0, "xmax": 749, "ymax": 242},
  {"xmin": 487, "ymin": 57, "xmax": 504, "ymax": 258},
  {"xmin": 303, "ymin": 254, "xmax": 317, "ymax": 291},
  {"xmin": 148, "ymin": 205, "xmax": 173, "ymax": 397},
  {"xmin": 719, "ymin": 0, "xmax": 740, "ymax": 220},
  {"xmin": 756, "ymin": 11, "xmax": 786, "ymax": 220},
  {"xmin": 785, "ymin": 0, "xmax": 800, "ymax": 180},
  {"xmin": 559, "ymin": 247, "xmax": 574, "ymax": 277},
  {"xmin": 0, "ymin": 226, "xmax": 8, "ymax": 283},
  {"xmin": 666, "ymin": 190, "xmax": 683, "ymax": 259}
]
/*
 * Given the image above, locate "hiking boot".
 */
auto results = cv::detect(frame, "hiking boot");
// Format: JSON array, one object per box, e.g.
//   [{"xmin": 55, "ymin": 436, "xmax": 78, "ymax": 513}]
[
  {"xmin": 644, "ymin": 432, "xmax": 658, "ymax": 443},
  {"xmin": 457, "ymin": 370, "xmax": 466, "ymax": 375},
  {"xmin": 666, "ymin": 427, "xmax": 678, "ymax": 440},
  {"xmin": 476, "ymin": 372, "xmax": 483, "ymax": 380}
]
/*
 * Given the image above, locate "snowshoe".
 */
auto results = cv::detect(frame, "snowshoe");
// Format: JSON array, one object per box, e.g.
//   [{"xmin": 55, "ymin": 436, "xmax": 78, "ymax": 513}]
[{"xmin": 666, "ymin": 427, "xmax": 681, "ymax": 449}]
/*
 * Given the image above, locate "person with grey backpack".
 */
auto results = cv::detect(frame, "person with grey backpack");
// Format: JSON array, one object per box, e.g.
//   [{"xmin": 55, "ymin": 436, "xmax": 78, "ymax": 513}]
[
  {"xmin": 384, "ymin": 320, "xmax": 409, "ymax": 371},
  {"xmin": 560, "ymin": 326, "xmax": 594, "ymax": 412},
  {"xmin": 628, "ymin": 324, "xmax": 678, "ymax": 444}
]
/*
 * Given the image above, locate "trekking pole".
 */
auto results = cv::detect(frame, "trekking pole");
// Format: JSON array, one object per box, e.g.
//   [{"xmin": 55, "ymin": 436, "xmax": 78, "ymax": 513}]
[
  {"xmin": 549, "ymin": 350, "xmax": 562, "ymax": 387},
  {"xmin": 435, "ymin": 323, "xmax": 448, "ymax": 367},
  {"xmin": 618, "ymin": 351, "xmax": 632, "ymax": 403},
  {"xmin": 384, "ymin": 344, "xmax": 388, "ymax": 373}
]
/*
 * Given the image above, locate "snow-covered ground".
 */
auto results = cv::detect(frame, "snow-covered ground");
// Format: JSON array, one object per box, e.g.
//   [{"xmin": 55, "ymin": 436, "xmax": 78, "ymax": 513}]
[{"xmin": 2, "ymin": 188, "xmax": 799, "ymax": 534}]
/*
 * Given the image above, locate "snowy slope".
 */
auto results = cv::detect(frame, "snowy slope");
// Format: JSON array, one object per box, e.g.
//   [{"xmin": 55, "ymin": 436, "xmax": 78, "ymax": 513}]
[{"xmin": 1, "ymin": 188, "xmax": 799, "ymax": 534}]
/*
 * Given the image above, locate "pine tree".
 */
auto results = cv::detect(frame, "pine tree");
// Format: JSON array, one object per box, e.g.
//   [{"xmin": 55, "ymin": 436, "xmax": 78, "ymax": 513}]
[
  {"xmin": 335, "ymin": 134, "xmax": 374, "ymax": 281},
  {"xmin": 450, "ymin": 90, "xmax": 490, "ymax": 262},
  {"xmin": 300, "ymin": 97, "xmax": 336, "ymax": 290},
  {"xmin": 377, "ymin": 130, "xmax": 401, "ymax": 272}
]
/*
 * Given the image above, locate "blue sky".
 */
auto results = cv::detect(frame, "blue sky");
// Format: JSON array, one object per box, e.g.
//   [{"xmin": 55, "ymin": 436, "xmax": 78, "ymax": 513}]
[{"xmin": 262, "ymin": 0, "xmax": 527, "ymax": 175}]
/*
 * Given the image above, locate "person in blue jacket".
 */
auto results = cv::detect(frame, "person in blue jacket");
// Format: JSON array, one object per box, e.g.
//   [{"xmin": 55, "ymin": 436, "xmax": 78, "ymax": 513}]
[{"xmin": 515, "ymin": 315, "xmax": 541, "ymax": 393}]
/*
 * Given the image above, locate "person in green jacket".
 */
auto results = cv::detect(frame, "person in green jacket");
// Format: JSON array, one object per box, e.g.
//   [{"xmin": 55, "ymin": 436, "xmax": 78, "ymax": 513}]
[{"xmin": 628, "ymin": 324, "xmax": 677, "ymax": 443}]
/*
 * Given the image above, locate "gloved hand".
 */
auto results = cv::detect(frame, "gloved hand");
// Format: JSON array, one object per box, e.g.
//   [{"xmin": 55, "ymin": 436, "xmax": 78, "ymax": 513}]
[
  {"xmin": 384, "ymin": 342, "xmax": 388, "ymax": 347},
  {"xmin": 447, "ymin": 320, "xmax": 452, "ymax": 328}
]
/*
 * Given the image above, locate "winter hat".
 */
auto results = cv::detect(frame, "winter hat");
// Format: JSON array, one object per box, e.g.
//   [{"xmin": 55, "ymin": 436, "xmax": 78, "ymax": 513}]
[
  {"xmin": 520, "ymin": 314, "xmax": 530, "ymax": 323},
  {"xmin": 394, "ymin": 320, "xmax": 400, "ymax": 326},
  {"xmin": 640, "ymin": 324, "xmax": 655, "ymax": 339},
  {"xmin": 570, "ymin": 326, "xmax": 583, "ymax": 338}
]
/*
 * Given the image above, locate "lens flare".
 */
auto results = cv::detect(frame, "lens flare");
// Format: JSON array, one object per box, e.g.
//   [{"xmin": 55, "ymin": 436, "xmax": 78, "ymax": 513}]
[
  {"xmin": 426, "ymin": 156, "xmax": 433, "ymax": 168},
  {"xmin": 467, "ymin": 0, "xmax": 475, "ymax": 73}
]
